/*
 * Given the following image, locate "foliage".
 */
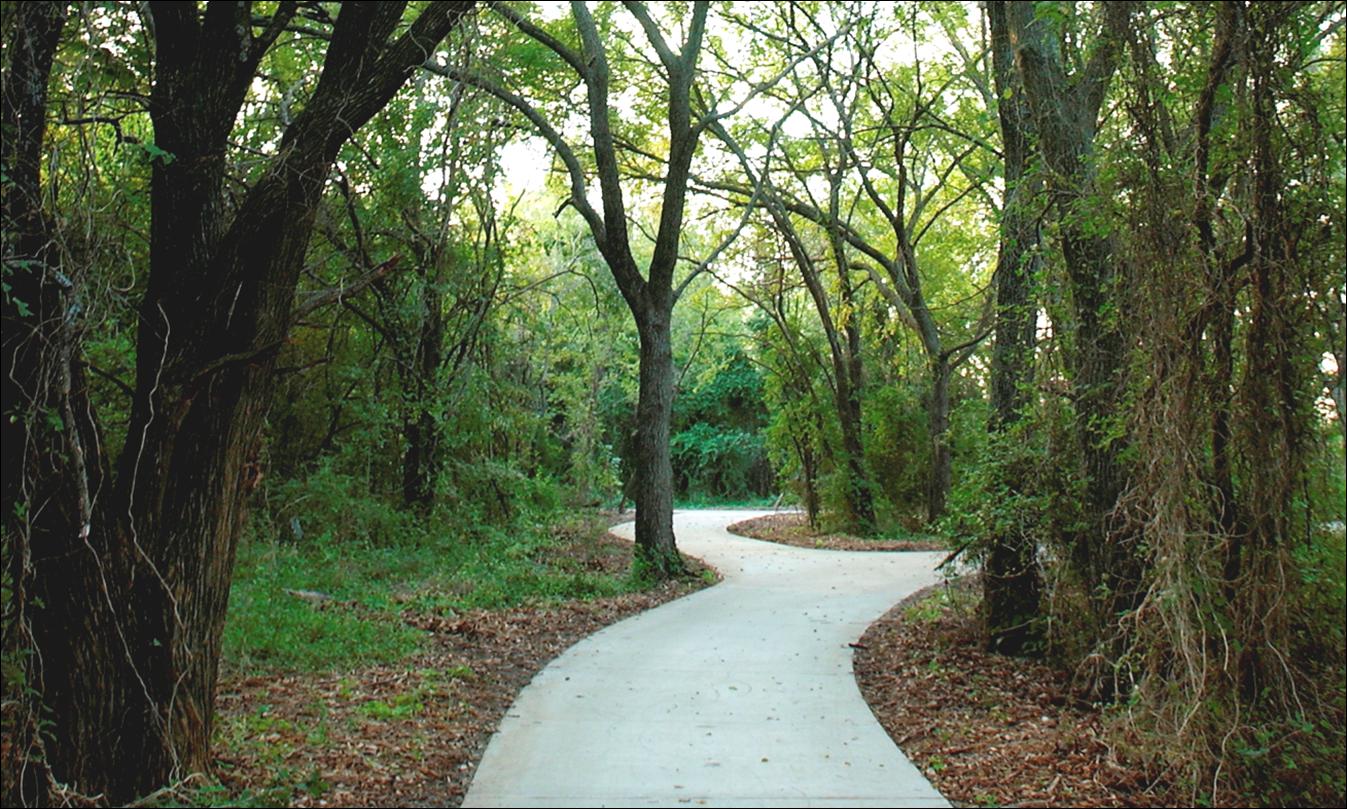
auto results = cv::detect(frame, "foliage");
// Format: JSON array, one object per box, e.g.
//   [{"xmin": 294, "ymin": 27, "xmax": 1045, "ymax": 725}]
[{"xmin": 671, "ymin": 344, "xmax": 772, "ymax": 501}]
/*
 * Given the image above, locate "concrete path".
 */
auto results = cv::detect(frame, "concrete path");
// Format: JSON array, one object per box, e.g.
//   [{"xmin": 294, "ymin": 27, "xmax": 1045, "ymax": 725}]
[{"xmin": 462, "ymin": 509, "xmax": 950, "ymax": 808}]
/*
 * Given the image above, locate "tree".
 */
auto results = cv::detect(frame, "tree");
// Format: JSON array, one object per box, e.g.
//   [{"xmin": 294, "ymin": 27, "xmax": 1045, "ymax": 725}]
[
  {"xmin": 310, "ymin": 70, "xmax": 509, "ymax": 513},
  {"xmin": 441, "ymin": 1, "xmax": 704, "ymax": 575},
  {"xmin": 1111, "ymin": 1, "xmax": 1345, "ymax": 792},
  {"xmin": 711, "ymin": 3, "xmax": 996, "ymax": 524},
  {"xmin": 982, "ymin": 0, "xmax": 1044, "ymax": 655},
  {"xmin": 1005, "ymin": 1, "xmax": 1136, "ymax": 615},
  {"xmin": 2, "ymin": 2, "xmax": 474, "ymax": 801},
  {"xmin": 449, "ymin": 1, "xmax": 814, "ymax": 573},
  {"xmin": 715, "ymin": 108, "xmax": 880, "ymax": 532},
  {"xmin": 725, "ymin": 225, "xmax": 841, "ymax": 527}
]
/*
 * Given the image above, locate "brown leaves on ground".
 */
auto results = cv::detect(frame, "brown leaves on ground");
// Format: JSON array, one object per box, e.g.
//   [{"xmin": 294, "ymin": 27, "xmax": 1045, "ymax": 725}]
[
  {"xmin": 727, "ymin": 512, "xmax": 946, "ymax": 551},
  {"xmin": 213, "ymin": 531, "xmax": 713, "ymax": 808},
  {"xmin": 851, "ymin": 578, "xmax": 1170, "ymax": 808}
]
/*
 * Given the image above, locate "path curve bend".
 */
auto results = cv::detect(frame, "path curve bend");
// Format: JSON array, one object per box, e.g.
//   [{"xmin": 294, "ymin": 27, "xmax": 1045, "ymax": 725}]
[{"xmin": 462, "ymin": 509, "xmax": 950, "ymax": 808}]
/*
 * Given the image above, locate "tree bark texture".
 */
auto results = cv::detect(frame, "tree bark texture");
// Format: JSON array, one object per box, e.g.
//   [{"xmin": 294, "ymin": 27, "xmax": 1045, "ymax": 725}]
[
  {"xmin": 463, "ymin": 2, "xmax": 712, "ymax": 575},
  {"xmin": 830, "ymin": 222, "xmax": 878, "ymax": 533},
  {"xmin": 927, "ymin": 355, "xmax": 952, "ymax": 525},
  {"xmin": 803, "ymin": 248, "xmax": 875, "ymax": 534},
  {"xmin": 403, "ymin": 274, "xmax": 447, "ymax": 512},
  {"xmin": 1231, "ymin": 2, "xmax": 1300, "ymax": 589},
  {"xmin": 760, "ymin": 178, "xmax": 876, "ymax": 534},
  {"xmin": 633, "ymin": 307, "xmax": 680, "ymax": 575},
  {"xmin": 1, "ymin": 5, "xmax": 86, "ymax": 803}
]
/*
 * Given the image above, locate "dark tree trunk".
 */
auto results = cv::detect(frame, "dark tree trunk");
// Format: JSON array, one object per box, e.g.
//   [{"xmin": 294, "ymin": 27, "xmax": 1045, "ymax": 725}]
[
  {"xmin": 403, "ymin": 275, "xmax": 446, "ymax": 512},
  {"xmin": 904, "ymin": 286, "xmax": 951, "ymax": 525},
  {"xmin": 1059, "ymin": 230, "xmax": 1131, "ymax": 590},
  {"xmin": 983, "ymin": 0, "xmax": 1043, "ymax": 655},
  {"xmin": 835, "ymin": 371, "xmax": 876, "ymax": 533},
  {"xmin": 632, "ymin": 305, "xmax": 680, "ymax": 575},
  {"xmin": 9, "ymin": 3, "xmax": 475, "ymax": 801},
  {"xmin": 927, "ymin": 354, "xmax": 952, "ymax": 524},
  {"xmin": 1007, "ymin": 0, "xmax": 1136, "ymax": 612},
  {"xmin": 1210, "ymin": 283, "xmax": 1237, "ymax": 539},
  {"xmin": 1, "ymin": 6, "xmax": 89, "ymax": 804},
  {"xmin": 1233, "ymin": 2, "xmax": 1299, "ymax": 583},
  {"xmin": 559, "ymin": 3, "xmax": 709, "ymax": 577},
  {"xmin": 773, "ymin": 203, "xmax": 875, "ymax": 534},
  {"xmin": 833, "ymin": 234, "xmax": 878, "ymax": 533},
  {"xmin": 403, "ymin": 410, "xmax": 443, "ymax": 511},
  {"xmin": 796, "ymin": 434, "xmax": 821, "ymax": 529},
  {"xmin": 1191, "ymin": 2, "xmax": 1243, "ymax": 543}
]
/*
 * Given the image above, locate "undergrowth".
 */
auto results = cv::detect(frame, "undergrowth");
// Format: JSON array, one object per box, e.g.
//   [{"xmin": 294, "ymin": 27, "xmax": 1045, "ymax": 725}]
[{"xmin": 222, "ymin": 483, "xmax": 652, "ymax": 673}]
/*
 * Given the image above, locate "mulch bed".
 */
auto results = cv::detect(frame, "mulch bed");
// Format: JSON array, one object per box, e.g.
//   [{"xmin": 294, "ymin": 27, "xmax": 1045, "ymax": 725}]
[
  {"xmin": 850, "ymin": 578, "xmax": 1168, "ymax": 808},
  {"xmin": 212, "ymin": 531, "xmax": 714, "ymax": 808},
  {"xmin": 726, "ymin": 512, "xmax": 947, "ymax": 551}
]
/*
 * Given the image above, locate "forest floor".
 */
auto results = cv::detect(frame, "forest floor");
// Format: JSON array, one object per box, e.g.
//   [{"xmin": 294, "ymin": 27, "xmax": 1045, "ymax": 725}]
[
  {"xmin": 207, "ymin": 519, "xmax": 715, "ymax": 808},
  {"xmin": 850, "ymin": 581, "xmax": 1170, "ymax": 808},
  {"xmin": 729, "ymin": 512, "xmax": 1170, "ymax": 808},
  {"xmin": 206, "ymin": 509, "xmax": 1167, "ymax": 808}
]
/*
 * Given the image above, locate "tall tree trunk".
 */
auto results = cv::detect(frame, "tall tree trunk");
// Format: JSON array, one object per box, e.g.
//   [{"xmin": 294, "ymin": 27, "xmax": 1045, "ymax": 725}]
[
  {"xmin": 833, "ymin": 230, "xmax": 878, "ymax": 533},
  {"xmin": 796, "ymin": 434, "xmax": 821, "ymax": 529},
  {"xmin": 1191, "ymin": 2, "xmax": 1243, "ymax": 543},
  {"xmin": 778, "ymin": 210, "xmax": 875, "ymax": 534},
  {"xmin": 1007, "ymin": 0, "xmax": 1136, "ymax": 613},
  {"xmin": 1, "ymin": 6, "xmax": 90, "ymax": 803},
  {"xmin": 1231, "ymin": 1, "xmax": 1299, "ymax": 599},
  {"xmin": 905, "ymin": 285, "xmax": 950, "ymax": 525},
  {"xmin": 633, "ymin": 305, "xmax": 680, "ymax": 575},
  {"xmin": 927, "ymin": 354, "xmax": 952, "ymax": 524},
  {"xmin": 982, "ymin": 0, "xmax": 1043, "ymax": 655},
  {"xmin": 403, "ymin": 275, "xmax": 446, "ymax": 512}
]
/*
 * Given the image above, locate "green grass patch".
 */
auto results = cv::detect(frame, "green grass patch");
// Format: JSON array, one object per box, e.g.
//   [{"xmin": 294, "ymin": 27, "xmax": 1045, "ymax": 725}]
[
  {"xmin": 223, "ymin": 509, "xmax": 652, "ymax": 674},
  {"xmin": 902, "ymin": 582, "xmax": 972, "ymax": 624},
  {"xmin": 223, "ymin": 542, "xmax": 426, "ymax": 672}
]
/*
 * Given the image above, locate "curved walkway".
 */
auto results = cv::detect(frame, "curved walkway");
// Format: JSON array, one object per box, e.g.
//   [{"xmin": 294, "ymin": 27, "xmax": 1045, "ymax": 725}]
[{"xmin": 462, "ymin": 509, "xmax": 950, "ymax": 808}]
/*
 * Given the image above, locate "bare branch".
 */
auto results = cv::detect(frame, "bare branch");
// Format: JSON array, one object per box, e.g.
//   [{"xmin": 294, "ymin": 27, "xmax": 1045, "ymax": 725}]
[
  {"xmin": 695, "ymin": 8, "xmax": 859, "ymax": 133},
  {"xmin": 622, "ymin": 1, "xmax": 681, "ymax": 74},
  {"xmin": 431, "ymin": 63, "xmax": 607, "ymax": 244},
  {"xmin": 294, "ymin": 255, "xmax": 403, "ymax": 320}
]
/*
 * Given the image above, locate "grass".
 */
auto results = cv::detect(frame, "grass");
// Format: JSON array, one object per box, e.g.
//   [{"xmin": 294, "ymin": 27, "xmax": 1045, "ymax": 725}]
[
  {"xmin": 904, "ymin": 588, "xmax": 962, "ymax": 624},
  {"xmin": 222, "ymin": 510, "xmax": 652, "ymax": 673},
  {"xmin": 224, "ymin": 548, "xmax": 425, "ymax": 671}
]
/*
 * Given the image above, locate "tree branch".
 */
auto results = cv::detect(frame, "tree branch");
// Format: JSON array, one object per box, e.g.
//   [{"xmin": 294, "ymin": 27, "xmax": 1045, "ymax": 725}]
[
  {"xmin": 433, "ymin": 63, "xmax": 607, "ymax": 244},
  {"xmin": 294, "ymin": 255, "xmax": 403, "ymax": 320},
  {"xmin": 489, "ymin": 0, "xmax": 589, "ymax": 77}
]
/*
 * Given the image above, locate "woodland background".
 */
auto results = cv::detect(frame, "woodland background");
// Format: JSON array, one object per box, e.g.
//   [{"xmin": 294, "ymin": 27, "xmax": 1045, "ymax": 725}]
[{"xmin": 2, "ymin": 1, "xmax": 1344, "ymax": 806}]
